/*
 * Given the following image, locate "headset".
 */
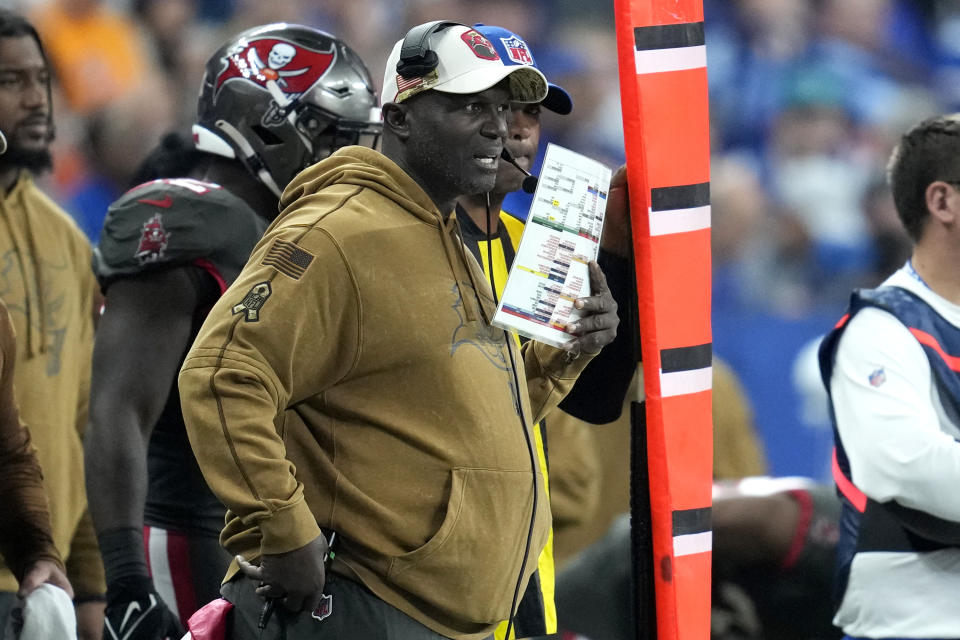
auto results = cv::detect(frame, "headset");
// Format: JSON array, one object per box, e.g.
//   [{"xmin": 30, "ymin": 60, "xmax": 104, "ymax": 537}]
[
  {"xmin": 396, "ymin": 20, "xmax": 464, "ymax": 79},
  {"xmin": 500, "ymin": 149, "xmax": 539, "ymax": 194}
]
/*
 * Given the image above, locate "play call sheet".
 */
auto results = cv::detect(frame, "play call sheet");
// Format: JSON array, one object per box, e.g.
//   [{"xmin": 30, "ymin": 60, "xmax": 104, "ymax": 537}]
[{"xmin": 493, "ymin": 143, "xmax": 612, "ymax": 348}]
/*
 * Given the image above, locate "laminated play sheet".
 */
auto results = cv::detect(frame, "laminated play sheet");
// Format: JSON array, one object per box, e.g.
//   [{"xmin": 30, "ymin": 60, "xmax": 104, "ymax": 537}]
[{"xmin": 492, "ymin": 143, "xmax": 612, "ymax": 348}]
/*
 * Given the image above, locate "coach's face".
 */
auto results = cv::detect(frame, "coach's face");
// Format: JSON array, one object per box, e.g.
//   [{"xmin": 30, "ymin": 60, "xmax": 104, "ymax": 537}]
[{"xmin": 402, "ymin": 81, "xmax": 510, "ymax": 209}]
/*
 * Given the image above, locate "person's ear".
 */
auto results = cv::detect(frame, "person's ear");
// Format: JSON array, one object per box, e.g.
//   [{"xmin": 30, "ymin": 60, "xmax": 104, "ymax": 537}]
[
  {"xmin": 926, "ymin": 180, "xmax": 959, "ymax": 225},
  {"xmin": 382, "ymin": 103, "xmax": 410, "ymax": 141}
]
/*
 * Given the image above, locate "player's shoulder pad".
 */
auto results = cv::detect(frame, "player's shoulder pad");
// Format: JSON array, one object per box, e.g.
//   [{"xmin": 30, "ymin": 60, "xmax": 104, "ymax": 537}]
[{"xmin": 94, "ymin": 178, "xmax": 267, "ymax": 289}]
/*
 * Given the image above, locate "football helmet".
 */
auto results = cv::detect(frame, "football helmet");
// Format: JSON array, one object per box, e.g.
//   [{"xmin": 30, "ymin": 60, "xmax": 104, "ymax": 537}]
[{"xmin": 194, "ymin": 23, "xmax": 381, "ymax": 197}]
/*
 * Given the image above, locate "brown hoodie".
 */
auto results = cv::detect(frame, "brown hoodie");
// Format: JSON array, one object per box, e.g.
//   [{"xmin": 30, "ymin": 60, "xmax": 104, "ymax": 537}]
[
  {"xmin": 0, "ymin": 174, "xmax": 102, "ymax": 597},
  {"xmin": 0, "ymin": 299, "xmax": 63, "ymax": 584},
  {"xmin": 179, "ymin": 146, "xmax": 593, "ymax": 639}
]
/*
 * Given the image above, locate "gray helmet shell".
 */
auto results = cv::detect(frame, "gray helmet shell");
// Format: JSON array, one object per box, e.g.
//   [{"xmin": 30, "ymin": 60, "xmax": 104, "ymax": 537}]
[{"xmin": 194, "ymin": 23, "xmax": 380, "ymax": 196}]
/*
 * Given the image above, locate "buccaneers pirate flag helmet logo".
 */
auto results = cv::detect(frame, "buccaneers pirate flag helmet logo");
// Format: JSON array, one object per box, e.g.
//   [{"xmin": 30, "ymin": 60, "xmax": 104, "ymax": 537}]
[
  {"xmin": 194, "ymin": 24, "xmax": 380, "ymax": 200},
  {"xmin": 214, "ymin": 37, "xmax": 336, "ymax": 119}
]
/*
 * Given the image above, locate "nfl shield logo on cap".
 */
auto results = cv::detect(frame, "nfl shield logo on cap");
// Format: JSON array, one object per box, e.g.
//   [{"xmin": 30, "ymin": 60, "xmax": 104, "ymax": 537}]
[
  {"xmin": 472, "ymin": 23, "xmax": 573, "ymax": 115},
  {"xmin": 382, "ymin": 23, "xmax": 547, "ymax": 105},
  {"xmin": 501, "ymin": 36, "xmax": 533, "ymax": 65}
]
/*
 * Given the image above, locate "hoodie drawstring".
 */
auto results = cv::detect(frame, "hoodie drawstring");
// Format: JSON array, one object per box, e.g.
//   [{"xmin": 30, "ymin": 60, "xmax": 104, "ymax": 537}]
[
  {"xmin": 0, "ymin": 174, "xmax": 47, "ymax": 358},
  {"xmin": 439, "ymin": 214, "xmax": 477, "ymax": 323},
  {"xmin": 18, "ymin": 185, "xmax": 46, "ymax": 356},
  {"xmin": 444, "ymin": 214, "xmax": 495, "ymax": 325}
]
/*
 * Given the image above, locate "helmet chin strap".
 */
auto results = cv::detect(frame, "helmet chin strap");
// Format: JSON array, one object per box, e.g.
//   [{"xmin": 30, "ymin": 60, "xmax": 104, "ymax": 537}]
[
  {"xmin": 290, "ymin": 119, "xmax": 318, "ymax": 164},
  {"xmin": 209, "ymin": 119, "xmax": 285, "ymax": 198},
  {"xmin": 192, "ymin": 123, "xmax": 235, "ymax": 159}
]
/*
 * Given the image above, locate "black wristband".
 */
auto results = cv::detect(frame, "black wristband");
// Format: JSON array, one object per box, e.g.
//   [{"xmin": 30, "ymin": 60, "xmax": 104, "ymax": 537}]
[{"xmin": 96, "ymin": 527, "xmax": 153, "ymax": 606}]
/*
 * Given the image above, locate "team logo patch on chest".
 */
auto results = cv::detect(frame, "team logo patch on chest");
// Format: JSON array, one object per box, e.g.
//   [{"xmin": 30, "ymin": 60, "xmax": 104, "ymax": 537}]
[
  {"xmin": 232, "ymin": 282, "xmax": 272, "ymax": 322},
  {"xmin": 868, "ymin": 367, "xmax": 886, "ymax": 387},
  {"xmin": 135, "ymin": 213, "xmax": 170, "ymax": 264}
]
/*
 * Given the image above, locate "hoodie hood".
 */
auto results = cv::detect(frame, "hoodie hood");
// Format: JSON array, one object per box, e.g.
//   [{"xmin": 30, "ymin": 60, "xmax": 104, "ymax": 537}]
[
  {"xmin": 279, "ymin": 145, "xmax": 443, "ymax": 227},
  {"xmin": 276, "ymin": 146, "xmax": 494, "ymax": 324}
]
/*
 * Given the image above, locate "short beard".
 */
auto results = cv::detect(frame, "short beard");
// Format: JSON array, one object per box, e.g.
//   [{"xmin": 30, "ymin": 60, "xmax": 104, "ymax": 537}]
[
  {"xmin": 407, "ymin": 140, "xmax": 497, "ymax": 206},
  {"xmin": 0, "ymin": 145, "xmax": 52, "ymax": 176}
]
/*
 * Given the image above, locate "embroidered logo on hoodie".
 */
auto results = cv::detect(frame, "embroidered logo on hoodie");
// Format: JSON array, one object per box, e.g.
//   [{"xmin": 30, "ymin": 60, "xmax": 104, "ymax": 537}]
[{"xmin": 232, "ymin": 282, "xmax": 272, "ymax": 322}]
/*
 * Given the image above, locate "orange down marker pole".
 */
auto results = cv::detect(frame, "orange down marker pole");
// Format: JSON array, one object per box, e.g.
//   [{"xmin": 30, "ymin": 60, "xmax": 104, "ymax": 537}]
[{"xmin": 614, "ymin": 1, "xmax": 713, "ymax": 639}]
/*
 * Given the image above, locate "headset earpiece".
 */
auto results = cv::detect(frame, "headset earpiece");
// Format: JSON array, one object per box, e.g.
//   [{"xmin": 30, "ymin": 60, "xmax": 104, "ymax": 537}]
[{"xmin": 396, "ymin": 20, "xmax": 464, "ymax": 79}]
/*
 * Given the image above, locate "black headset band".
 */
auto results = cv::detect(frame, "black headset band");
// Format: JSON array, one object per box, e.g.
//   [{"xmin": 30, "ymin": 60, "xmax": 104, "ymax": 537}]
[{"xmin": 397, "ymin": 20, "xmax": 464, "ymax": 79}]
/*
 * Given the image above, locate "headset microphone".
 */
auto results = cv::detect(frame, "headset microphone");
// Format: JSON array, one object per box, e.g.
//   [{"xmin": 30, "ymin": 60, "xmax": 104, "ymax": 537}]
[{"xmin": 500, "ymin": 148, "xmax": 538, "ymax": 194}]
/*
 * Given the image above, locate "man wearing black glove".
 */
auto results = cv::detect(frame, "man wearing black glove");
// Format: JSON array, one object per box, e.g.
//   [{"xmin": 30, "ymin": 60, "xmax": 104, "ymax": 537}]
[{"xmin": 99, "ymin": 526, "xmax": 183, "ymax": 639}]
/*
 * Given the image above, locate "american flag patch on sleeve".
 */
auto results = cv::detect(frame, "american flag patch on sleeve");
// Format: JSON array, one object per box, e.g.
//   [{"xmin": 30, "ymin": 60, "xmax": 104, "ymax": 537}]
[{"xmin": 262, "ymin": 239, "xmax": 315, "ymax": 280}]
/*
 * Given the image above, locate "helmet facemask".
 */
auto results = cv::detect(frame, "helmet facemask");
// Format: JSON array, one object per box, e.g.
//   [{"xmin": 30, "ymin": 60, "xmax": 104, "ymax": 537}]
[{"xmin": 293, "ymin": 102, "xmax": 382, "ymax": 166}]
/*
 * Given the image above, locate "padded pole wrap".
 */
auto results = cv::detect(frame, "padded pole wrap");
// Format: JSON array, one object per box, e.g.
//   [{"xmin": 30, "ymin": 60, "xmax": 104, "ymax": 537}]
[{"xmin": 614, "ymin": 1, "xmax": 713, "ymax": 639}]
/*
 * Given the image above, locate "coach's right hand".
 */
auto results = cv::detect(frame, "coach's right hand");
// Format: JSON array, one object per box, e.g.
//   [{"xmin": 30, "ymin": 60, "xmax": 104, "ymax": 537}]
[{"xmin": 237, "ymin": 533, "xmax": 329, "ymax": 612}]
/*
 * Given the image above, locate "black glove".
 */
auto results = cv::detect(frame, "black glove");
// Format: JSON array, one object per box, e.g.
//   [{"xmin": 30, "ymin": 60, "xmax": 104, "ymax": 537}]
[
  {"xmin": 103, "ymin": 589, "xmax": 184, "ymax": 640},
  {"xmin": 98, "ymin": 528, "xmax": 185, "ymax": 640}
]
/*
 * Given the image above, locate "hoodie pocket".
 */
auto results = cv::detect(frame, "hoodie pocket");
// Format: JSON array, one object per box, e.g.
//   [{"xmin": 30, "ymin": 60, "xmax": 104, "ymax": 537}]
[{"xmin": 386, "ymin": 467, "xmax": 545, "ymax": 625}]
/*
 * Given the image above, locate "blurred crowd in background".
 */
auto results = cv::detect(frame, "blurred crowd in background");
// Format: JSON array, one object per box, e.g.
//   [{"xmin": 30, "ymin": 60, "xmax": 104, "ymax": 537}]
[{"xmin": 7, "ymin": 0, "xmax": 957, "ymax": 481}]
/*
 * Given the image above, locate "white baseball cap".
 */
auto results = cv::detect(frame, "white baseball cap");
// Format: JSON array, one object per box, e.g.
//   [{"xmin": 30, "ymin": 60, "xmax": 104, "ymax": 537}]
[{"xmin": 382, "ymin": 23, "xmax": 548, "ymax": 105}]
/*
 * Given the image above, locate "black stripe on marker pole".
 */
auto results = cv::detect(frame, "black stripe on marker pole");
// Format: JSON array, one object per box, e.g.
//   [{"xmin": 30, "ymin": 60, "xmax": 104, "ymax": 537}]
[
  {"xmin": 634, "ymin": 22, "xmax": 705, "ymax": 52},
  {"xmin": 630, "ymin": 401, "xmax": 656, "ymax": 640},
  {"xmin": 660, "ymin": 343, "xmax": 712, "ymax": 373},
  {"xmin": 672, "ymin": 507, "xmax": 712, "ymax": 537},
  {"xmin": 650, "ymin": 182, "xmax": 710, "ymax": 212}
]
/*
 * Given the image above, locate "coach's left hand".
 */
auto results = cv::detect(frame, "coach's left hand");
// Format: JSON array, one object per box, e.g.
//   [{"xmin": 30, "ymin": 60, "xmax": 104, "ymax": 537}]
[{"xmin": 565, "ymin": 261, "xmax": 619, "ymax": 356}]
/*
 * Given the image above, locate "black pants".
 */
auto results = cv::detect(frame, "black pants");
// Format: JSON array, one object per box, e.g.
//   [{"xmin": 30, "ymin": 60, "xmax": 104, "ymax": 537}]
[
  {"xmin": 221, "ymin": 574, "xmax": 477, "ymax": 640},
  {"xmin": 0, "ymin": 592, "xmax": 16, "ymax": 635},
  {"xmin": 555, "ymin": 514, "xmax": 634, "ymax": 640}
]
